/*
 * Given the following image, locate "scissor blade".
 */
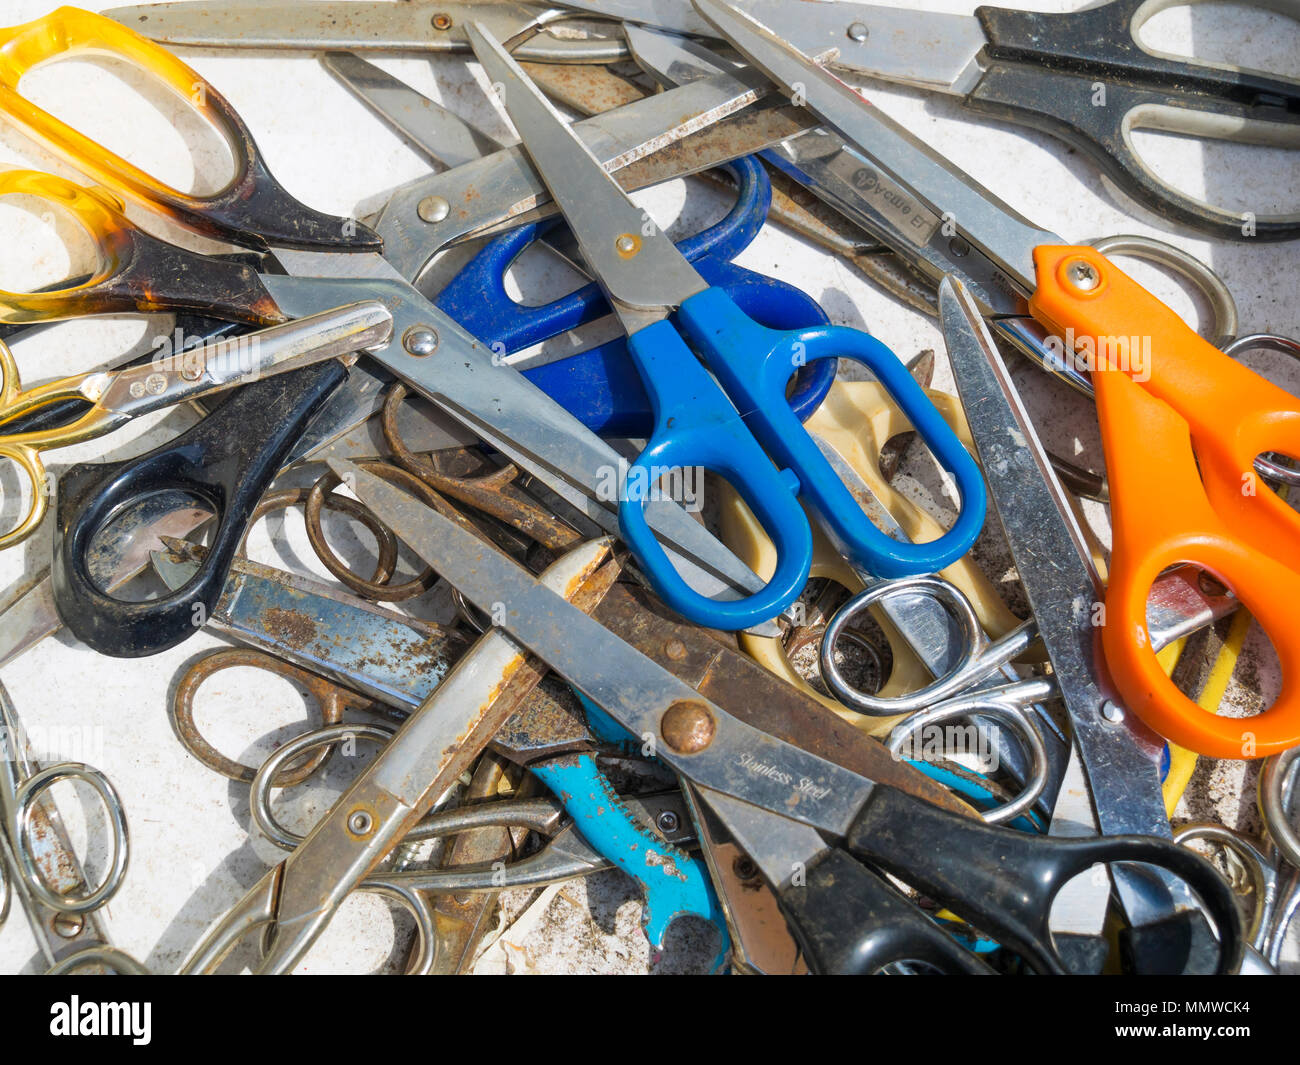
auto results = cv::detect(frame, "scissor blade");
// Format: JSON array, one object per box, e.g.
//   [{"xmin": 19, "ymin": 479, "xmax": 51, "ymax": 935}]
[
  {"xmin": 939, "ymin": 278, "xmax": 1169, "ymax": 831},
  {"xmin": 465, "ymin": 23, "xmax": 708, "ymax": 332},
  {"xmin": 692, "ymin": 0, "xmax": 1057, "ymax": 295},
  {"xmin": 330, "ymin": 458, "xmax": 877, "ymax": 838},
  {"xmin": 258, "ymin": 270, "xmax": 774, "ymax": 617},
  {"xmin": 105, "ymin": 2, "xmax": 627, "ymax": 62},
  {"xmin": 321, "ymin": 51, "xmax": 505, "ymax": 168}
]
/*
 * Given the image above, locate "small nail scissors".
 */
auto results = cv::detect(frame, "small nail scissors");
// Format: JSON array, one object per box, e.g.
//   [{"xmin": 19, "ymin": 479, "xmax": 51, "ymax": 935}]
[{"xmin": 466, "ymin": 22, "xmax": 987, "ymax": 630}]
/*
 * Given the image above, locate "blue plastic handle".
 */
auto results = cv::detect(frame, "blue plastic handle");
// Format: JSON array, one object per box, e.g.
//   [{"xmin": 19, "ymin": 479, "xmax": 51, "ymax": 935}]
[
  {"xmin": 677, "ymin": 287, "xmax": 988, "ymax": 579},
  {"xmin": 436, "ymin": 157, "xmax": 835, "ymax": 436},
  {"xmin": 618, "ymin": 319, "xmax": 813, "ymax": 630}
]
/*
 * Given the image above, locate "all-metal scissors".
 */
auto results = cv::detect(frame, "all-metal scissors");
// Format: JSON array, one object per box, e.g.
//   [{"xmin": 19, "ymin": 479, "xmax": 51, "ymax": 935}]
[
  {"xmin": 0, "ymin": 291, "xmax": 391, "ymax": 549},
  {"xmin": 565, "ymin": 0, "xmax": 1300, "ymax": 241},
  {"xmin": 466, "ymin": 23, "xmax": 987, "ymax": 630},
  {"xmin": 0, "ymin": 680, "xmax": 143, "ymax": 974},
  {"xmin": 691, "ymin": 0, "xmax": 1300, "ymax": 758}
]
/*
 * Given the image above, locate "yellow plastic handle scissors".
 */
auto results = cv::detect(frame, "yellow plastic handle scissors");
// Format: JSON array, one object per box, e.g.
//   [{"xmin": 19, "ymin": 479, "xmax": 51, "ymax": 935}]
[{"xmin": 0, "ymin": 299, "xmax": 392, "ymax": 548}]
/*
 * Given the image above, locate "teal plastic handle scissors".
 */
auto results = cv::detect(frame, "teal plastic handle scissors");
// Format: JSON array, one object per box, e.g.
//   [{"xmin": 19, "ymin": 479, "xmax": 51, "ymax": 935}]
[{"xmin": 466, "ymin": 24, "xmax": 986, "ymax": 630}]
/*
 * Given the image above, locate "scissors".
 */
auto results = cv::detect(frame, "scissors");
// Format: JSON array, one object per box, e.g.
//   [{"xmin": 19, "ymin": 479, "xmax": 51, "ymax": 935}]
[
  {"xmin": 0, "ymin": 8, "xmax": 786, "ymax": 652},
  {"xmin": 0, "ymin": 290, "xmax": 391, "ymax": 550},
  {"xmin": 569, "ymin": 0, "xmax": 1300, "ymax": 241},
  {"xmin": 332, "ymin": 454, "xmax": 1245, "ymax": 974},
  {"xmin": 686, "ymin": 0, "xmax": 1300, "ymax": 757},
  {"xmin": 318, "ymin": 51, "xmax": 837, "ymax": 439},
  {"xmin": 465, "ymin": 24, "xmax": 986, "ymax": 630},
  {"xmin": 0, "ymin": 680, "xmax": 144, "ymax": 974}
]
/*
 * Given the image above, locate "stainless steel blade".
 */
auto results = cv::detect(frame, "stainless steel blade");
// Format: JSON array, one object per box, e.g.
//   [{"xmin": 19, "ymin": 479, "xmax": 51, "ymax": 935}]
[
  {"xmin": 330, "ymin": 457, "xmax": 876, "ymax": 836},
  {"xmin": 466, "ymin": 22, "xmax": 708, "ymax": 333},
  {"xmin": 105, "ymin": 2, "xmax": 629, "ymax": 62}
]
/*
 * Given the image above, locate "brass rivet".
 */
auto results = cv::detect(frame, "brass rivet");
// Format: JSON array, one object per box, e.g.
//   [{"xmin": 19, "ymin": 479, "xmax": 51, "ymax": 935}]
[
  {"xmin": 432, "ymin": 13, "xmax": 453, "ymax": 30},
  {"xmin": 661, "ymin": 700, "xmax": 715, "ymax": 754},
  {"xmin": 664, "ymin": 638, "xmax": 688, "ymax": 661}
]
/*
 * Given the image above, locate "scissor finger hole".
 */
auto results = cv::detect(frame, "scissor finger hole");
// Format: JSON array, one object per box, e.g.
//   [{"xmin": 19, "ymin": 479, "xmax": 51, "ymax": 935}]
[
  {"xmin": 0, "ymin": 191, "xmax": 103, "ymax": 295},
  {"xmin": 1143, "ymin": 563, "xmax": 1282, "ymax": 729},
  {"xmin": 20, "ymin": 55, "xmax": 237, "ymax": 204},
  {"xmin": 307, "ymin": 466, "xmax": 437, "ymax": 602},
  {"xmin": 282, "ymin": 884, "xmax": 426, "ymax": 976},
  {"xmin": 0, "ymin": 451, "xmax": 44, "ymax": 546},
  {"xmin": 14, "ymin": 764, "xmax": 128, "ymax": 917},
  {"xmin": 251, "ymin": 723, "xmax": 396, "ymax": 851},
  {"xmin": 83, "ymin": 487, "xmax": 217, "ymax": 601}
]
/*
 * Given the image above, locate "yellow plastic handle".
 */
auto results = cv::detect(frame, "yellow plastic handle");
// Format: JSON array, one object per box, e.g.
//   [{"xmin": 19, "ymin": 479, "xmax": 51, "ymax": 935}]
[
  {"xmin": 0, "ymin": 341, "xmax": 50, "ymax": 549},
  {"xmin": 0, "ymin": 169, "xmax": 136, "ymax": 323},
  {"xmin": 720, "ymin": 379, "xmax": 1023, "ymax": 735},
  {"xmin": 0, "ymin": 7, "xmax": 377, "ymax": 251}
]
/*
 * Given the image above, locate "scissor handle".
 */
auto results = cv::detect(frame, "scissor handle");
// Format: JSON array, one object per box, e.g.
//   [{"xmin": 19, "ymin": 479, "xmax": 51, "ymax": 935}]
[
  {"xmin": 1031, "ymin": 245, "xmax": 1300, "ymax": 756},
  {"xmin": 11, "ymin": 761, "xmax": 129, "ymax": 917},
  {"xmin": 848, "ymin": 785, "xmax": 1244, "ymax": 975},
  {"xmin": 679, "ymin": 287, "xmax": 987, "ymax": 579},
  {"xmin": 0, "ymin": 7, "xmax": 377, "ymax": 251},
  {"xmin": 968, "ymin": 0, "xmax": 1300, "ymax": 240},
  {"xmin": 0, "ymin": 169, "xmax": 283, "ymax": 325},
  {"xmin": 618, "ymin": 320, "xmax": 813, "ymax": 630},
  {"xmin": 52, "ymin": 361, "xmax": 347, "ymax": 657},
  {"xmin": 778, "ymin": 848, "xmax": 995, "ymax": 974},
  {"xmin": 439, "ymin": 157, "xmax": 836, "ymax": 435}
]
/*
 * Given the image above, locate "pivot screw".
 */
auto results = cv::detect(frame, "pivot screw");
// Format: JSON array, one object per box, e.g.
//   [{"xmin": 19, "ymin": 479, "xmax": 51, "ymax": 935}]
[
  {"xmin": 847, "ymin": 21, "xmax": 869, "ymax": 41},
  {"xmin": 615, "ymin": 233, "xmax": 639, "ymax": 258},
  {"xmin": 661, "ymin": 700, "xmax": 716, "ymax": 754},
  {"xmin": 431, "ymin": 13, "xmax": 453, "ymax": 30},
  {"xmin": 347, "ymin": 809, "xmax": 374, "ymax": 836},
  {"xmin": 418, "ymin": 195, "xmax": 450, "ymax": 223},
  {"xmin": 403, "ymin": 327, "xmax": 439, "ymax": 356},
  {"xmin": 1066, "ymin": 259, "xmax": 1100, "ymax": 291},
  {"xmin": 656, "ymin": 810, "xmax": 680, "ymax": 834},
  {"xmin": 1100, "ymin": 699, "xmax": 1125, "ymax": 723}
]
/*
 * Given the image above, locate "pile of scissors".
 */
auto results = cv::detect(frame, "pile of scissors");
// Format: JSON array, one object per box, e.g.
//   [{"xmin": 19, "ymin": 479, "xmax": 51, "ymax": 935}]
[{"xmin": 0, "ymin": 0, "xmax": 1295, "ymax": 976}]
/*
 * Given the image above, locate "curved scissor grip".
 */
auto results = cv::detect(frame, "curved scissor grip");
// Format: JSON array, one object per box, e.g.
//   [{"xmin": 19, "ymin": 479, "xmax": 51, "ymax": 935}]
[
  {"xmin": 1030, "ymin": 245, "xmax": 1300, "ymax": 757},
  {"xmin": 52, "ymin": 361, "xmax": 347, "ymax": 658},
  {"xmin": 439, "ymin": 157, "xmax": 835, "ymax": 435},
  {"xmin": 969, "ymin": 0, "xmax": 1300, "ymax": 241},
  {"xmin": 618, "ymin": 320, "xmax": 812, "ymax": 630},
  {"xmin": 849, "ymin": 786, "xmax": 1244, "ymax": 975},
  {"xmin": 0, "ymin": 7, "xmax": 376, "ymax": 250},
  {"xmin": 679, "ymin": 287, "xmax": 987, "ymax": 578},
  {"xmin": 0, "ymin": 170, "xmax": 282, "ymax": 325}
]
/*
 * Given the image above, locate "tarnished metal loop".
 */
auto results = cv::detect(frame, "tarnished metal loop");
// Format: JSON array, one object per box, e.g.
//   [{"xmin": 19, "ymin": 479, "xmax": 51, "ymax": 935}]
[
  {"xmin": 1260, "ymin": 746, "xmax": 1300, "ymax": 871},
  {"xmin": 1222, "ymin": 334, "xmax": 1300, "ymax": 487},
  {"xmin": 45, "ymin": 945, "xmax": 151, "ymax": 975},
  {"xmin": 171, "ymin": 648, "xmax": 377, "ymax": 786},
  {"xmin": 306, "ymin": 460, "xmax": 441, "ymax": 601},
  {"xmin": 14, "ymin": 763, "xmax": 128, "ymax": 917},
  {"xmin": 251, "ymin": 723, "xmax": 396, "ymax": 850}
]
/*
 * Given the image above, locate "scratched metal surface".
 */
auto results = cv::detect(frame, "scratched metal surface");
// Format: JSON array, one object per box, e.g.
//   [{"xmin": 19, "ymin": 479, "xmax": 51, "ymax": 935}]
[{"xmin": 0, "ymin": 0, "xmax": 1296, "ymax": 974}]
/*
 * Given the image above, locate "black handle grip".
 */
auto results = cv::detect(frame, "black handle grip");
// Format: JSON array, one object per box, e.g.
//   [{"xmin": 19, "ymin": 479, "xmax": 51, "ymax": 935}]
[
  {"xmin": 779, "ymin": 849, "xmax": 995, "ymax": 974},
  {"xmin": 51, "ymin": 360, "xmax": 347, "ymax": 657},
  {"xmin": 845, "ymin": 787, "xmax": 1244, "ymax": 975}
]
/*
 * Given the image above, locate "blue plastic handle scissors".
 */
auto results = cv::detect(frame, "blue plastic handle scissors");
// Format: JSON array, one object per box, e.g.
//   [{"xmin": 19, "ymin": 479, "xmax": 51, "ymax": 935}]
[
  {"xmin": 468, "ymin": 26, "xmax": 986, "ymax": 630},
  {"xmin": 436, "ymin": 155, "xmax": 836, "ymax": 437}
]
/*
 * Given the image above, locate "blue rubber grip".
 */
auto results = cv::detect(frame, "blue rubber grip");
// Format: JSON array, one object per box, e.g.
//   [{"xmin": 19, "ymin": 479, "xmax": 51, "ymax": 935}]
[
  {"xmin": 677, "ymin": 287, "xmax": 988, "ymax": 578},
  {"xmin": 618, "ymin": 319, "xmax": 813, "ymax": 630},
  {"xmin": 530, "ymin": 754, "xmax": 729, "ymax": 971},
  {"xmin": 435, "ymin": 157, "xmax": 835, "ymax": 436}
]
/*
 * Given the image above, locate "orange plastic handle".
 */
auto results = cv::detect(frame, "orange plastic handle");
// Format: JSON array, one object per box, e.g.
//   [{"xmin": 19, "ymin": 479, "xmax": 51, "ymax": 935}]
[
  {"xmin": 1030, "ymin": 244, "xmax": 1300, "ymax": 759},
  {"xmin": 0, "ymin": 6, "xmax": 376, "ymax": 251}
]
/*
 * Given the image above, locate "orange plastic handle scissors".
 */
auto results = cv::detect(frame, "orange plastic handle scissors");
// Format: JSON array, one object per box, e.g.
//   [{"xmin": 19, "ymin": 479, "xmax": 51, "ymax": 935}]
[{"xmin": 1031, "ymin": 246, "xmax": 1300, "ymax": 759}]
